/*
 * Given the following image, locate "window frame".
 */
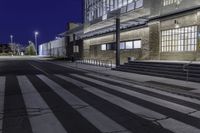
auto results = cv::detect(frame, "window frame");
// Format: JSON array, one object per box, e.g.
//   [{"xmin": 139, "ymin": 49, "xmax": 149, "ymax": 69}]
[{"xmin": 161, "ymin": 25, "xmax": 197, "ymax": 53}]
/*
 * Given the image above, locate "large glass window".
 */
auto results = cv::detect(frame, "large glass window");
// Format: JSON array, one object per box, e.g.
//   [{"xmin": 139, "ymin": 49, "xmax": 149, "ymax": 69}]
[
  {"xmin": 120, "ymin": 42, "xmax": 126, "ymax": 49},
  {"xmin": 126, "ymin": 41, "xmax": 133, "ymax": 49},
  {"xmin": 101, "ymin": 44, "xmax": 107, "ymax": 51},
  {"xmin": 118, "ymin": 0, "xmax": 123, "ymax": 8},
  {"xmin": 128, "ymin": 0, "xmax": 133, "ymax": 4},
  {"xmin": 120, "ymin": 40, "xmax": 142, "ymax": 49},
  {"xmin": 101, "ymin": 40, "xmax": 142, "ymax": 51},
  {"xmin": 134, "ymin": 40, "xmax": 142, "ymax": 48},
  {"xmin": 101, "ymin": 43, "xmax": 115, "ymax": 50},
  {"xmin": 161, "ymin": 26, "xmax": 197, "ymax": 52},
  {"xmin": 85, "ymin": 0, "xmax": 144, "ymax": 22},
  {"xmin": 163, "ymin": 0, "xmax": 182, "ymax": 6}
]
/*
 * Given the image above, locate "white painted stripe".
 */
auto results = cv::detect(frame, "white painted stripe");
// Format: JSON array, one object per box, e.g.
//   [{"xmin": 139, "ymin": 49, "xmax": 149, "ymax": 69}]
[
  {"xmin": 158, "ymin": 118, "xmax": 200, "ymax": 133},
  {"xmin": 37, "ymin": 75, "xmax": 131, "ymax": 133},
  {"xmin": 190, "ymin": 111, "xmax": 200, "ymax": 119},
  {"xmin": 87, "ymin": 73, "xmax": 200, "ymax": 106},
  {"xmin": 56, "ymin": 74, "xmax": 200, "ymax": 133},
  {"xmin": 0, "ymin": 77, "xmax": 5, "ymax": 133},
  {"xmin": 73, "ymin": 74, "xmax": 198, "ymax": 115},
  {"xmin": 17, "ymin": 76, "xmax": 67, "ymax": 133},
  {"xmin": 56, "ymin": 75, "xmax": 165, "ymax": 119}
]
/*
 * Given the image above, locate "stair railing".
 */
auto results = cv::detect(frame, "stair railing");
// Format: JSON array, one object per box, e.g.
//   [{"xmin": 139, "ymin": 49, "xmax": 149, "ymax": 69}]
[
  {"xmin": 183, "ymin": 61, "xmax": 193, "ymax": 81},
  {"xmin": 76, "ymin": 59, "xmax": 113, "ymax": 68}
]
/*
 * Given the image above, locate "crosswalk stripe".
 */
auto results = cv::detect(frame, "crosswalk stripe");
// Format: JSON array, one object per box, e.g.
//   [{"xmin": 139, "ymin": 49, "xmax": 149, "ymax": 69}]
[
  {"xmin": 17, "ymin": 76, "xmax": 67, "ymax": 133},
  {"xmin": 86, "ymin": 73, "xmax": 200, "ymax": 106},
  {"xmin": 56, "ymin": 74, "xmax": 166, "ymax": 119},
  {"xmin": 72, "ymin": 74, "xmax": 200, "ymax": 117},
  {"xmin": 37, "ymin": 74, "xmax": 131, "ymax": 133},
  {"xmin": 57, "ymin": 74, "xmax": 200, "ymax": 133},
  {"xmin": 0, "ymin": 77, "xmax": 5, "ymax": 133}
]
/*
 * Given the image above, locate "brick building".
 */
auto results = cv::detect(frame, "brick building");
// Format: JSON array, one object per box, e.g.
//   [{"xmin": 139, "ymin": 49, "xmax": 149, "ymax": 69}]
[{"xmin": 83, "ymin": 0, "xmax": 200, "ymax": 64}]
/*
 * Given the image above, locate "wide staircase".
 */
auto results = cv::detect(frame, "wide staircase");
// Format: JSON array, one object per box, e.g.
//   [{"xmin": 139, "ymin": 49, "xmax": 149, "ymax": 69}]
[{"xmin": 114, "ymin": 61, "xmax": 200, "ymax": 82}]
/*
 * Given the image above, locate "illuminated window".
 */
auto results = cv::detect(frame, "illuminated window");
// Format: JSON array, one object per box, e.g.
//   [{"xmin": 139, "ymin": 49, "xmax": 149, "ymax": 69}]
[
  {"xmin": 101, "ymin": 43, "xmax": 115, "ymax": 51},
  {"xmin": 120, "ymin": 40, "xmax": 142, "ymax": 50},
  {"xmin": 161, "ymin": 26, "xmax": 197, "ymax": 52},
  {"xmin": 128, "ymin": 0, "xmax": 133, "ymax": 4},
  {"xmin": 134, "ymin": 40, "xmax": 142, "ymax": 48},
  {"xmin": 101, "ymin": 44, "xmax": 107, "ymax": 51},
  {"xmin": 123, "ymin": 0, "xmax": 128, "ymax": 6},
  {"xmin": 85, "ymin": 0, "xmax": 144, "ymax": 22},
  {"xmin": 125, "ymin": 41, "xmax": 133, "ymax": 49},
  {"xmin": 73, "ymin": 46, "xmax": 79, "ymax": 53},
  {"xmin": 163, "ymin": 0, "xmax": 182, "ymax": 6},
  {"xmin": 120, "ymin": 42, "xmax": 125, "ymax": 49}
]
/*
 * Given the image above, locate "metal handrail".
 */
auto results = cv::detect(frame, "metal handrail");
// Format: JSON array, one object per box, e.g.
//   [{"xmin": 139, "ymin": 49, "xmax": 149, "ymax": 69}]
[
  {"xmin": 76, "ymin": 59, "xmax": 113, "ymax": 68},
  {"xmin": 183, "ymin": 61, "xmax": 193, "ymax": 81}
]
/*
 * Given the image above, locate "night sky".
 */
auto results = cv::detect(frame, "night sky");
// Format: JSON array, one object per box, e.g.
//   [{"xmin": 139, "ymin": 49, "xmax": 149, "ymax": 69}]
[{"xmin": 0, "ymin": 0, "xmax": 83, "ymax": 45}]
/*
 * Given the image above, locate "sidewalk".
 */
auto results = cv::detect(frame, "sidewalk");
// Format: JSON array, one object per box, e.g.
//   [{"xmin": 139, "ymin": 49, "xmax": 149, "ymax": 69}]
[{"xmin": 51, "ymin": 61, "xmax": 200, "ymax": 98}]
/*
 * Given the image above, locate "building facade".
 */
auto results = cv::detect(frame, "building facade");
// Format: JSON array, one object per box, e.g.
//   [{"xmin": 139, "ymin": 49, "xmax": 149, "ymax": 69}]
[
  {"xmin": 39, "ymin": 23, "xmax": 83, "ymax": 59},
  {"xmin": 83, "ymin": 0, "xmax": 200, "ymax": 64},
  {"xmin": 61, "ymin": 23, "xmax": 84, "ymax": 60},
  {"xmin": 39, "ymin": 37, "xmax": 66, "ymax": 57}
]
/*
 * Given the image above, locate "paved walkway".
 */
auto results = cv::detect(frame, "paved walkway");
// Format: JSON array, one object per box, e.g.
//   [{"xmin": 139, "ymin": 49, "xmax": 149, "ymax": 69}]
[
  {"xmin": 2, "ymin": 59, "xmax": 200, "ymax": 133},
  {"xmin": 50, "ymin": 61, "xmax": 200, "ymax": 96}
]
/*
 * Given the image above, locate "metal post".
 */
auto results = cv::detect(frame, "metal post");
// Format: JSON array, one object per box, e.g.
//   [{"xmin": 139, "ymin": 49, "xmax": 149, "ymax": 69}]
[
  {"xmin": 35, "ymin": 32, "xmax": 39, "ymax": 55},
  {"xmin": 116, "ymin": 18, "xmax": 120, "ymax": 67},
  {"xmin": 35, "ymin": 35, "xmax": 37, "ymax": 55},
  {"xmin": 10, "ymin": 35, "xmax": 13, "ymax": 44},
  {"xmin": 10, "ymin": 35, "xmax": 14, "ymax": 55}
]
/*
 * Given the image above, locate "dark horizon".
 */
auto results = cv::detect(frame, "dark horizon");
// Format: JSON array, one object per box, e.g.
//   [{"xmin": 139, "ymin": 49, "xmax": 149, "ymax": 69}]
[{"xmin": 0, "ymin": 0, "xmax": 83, "ymax": 45}]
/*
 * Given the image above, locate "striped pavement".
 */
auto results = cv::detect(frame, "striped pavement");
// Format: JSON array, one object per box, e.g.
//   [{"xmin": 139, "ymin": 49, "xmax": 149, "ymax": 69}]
[{"xmin": 0, "ymin": 73, "xmax": 199, "ymax": 133}]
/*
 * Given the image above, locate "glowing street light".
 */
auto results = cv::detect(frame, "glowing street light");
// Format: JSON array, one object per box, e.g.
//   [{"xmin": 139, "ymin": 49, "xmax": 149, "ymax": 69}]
[
  {"xmin": 34, "ymin": 31, "xmax": 39, "ymax": 55},
  {"xmin": 10, "ymin": 35, "xmax": 13, "ymax": 44},
  {"xmin": 10, "ymin": 35, "xmax": 15, "ymax": 55}
]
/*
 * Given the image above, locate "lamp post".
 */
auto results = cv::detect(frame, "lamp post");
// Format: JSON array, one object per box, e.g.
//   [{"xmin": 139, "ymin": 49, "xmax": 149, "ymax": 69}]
[
  {"xmin": 10, "ymin": 35, "xmax": 14, "ymax": 55},
  {"xmin": 34, "ymin": 31, "xmax": 39, "ymax": 55},
  {"xmin": 10, "ymin": 35, "xmax": 13, "ymax": 44}
]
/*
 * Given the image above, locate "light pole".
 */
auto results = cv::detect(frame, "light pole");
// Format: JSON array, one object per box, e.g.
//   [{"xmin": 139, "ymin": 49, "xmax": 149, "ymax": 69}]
[
  {"xmin": 10, "ymin": 35, "xmax": 13, "ymax": 44},
  {"xmin": 34, "ymin": 31, "xmax": 39, "ymax": 55},
  {"xmin": 116, "ymin": 17, "xmax": 120, "ymax": 67},
  {"xmin": 10, "ymin": 35, "xmax": 14, "ymax": 55}
]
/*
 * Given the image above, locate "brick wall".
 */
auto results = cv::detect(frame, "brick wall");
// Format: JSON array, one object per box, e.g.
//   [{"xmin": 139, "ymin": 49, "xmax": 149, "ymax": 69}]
[{"xmin": 83, "ymin": 27, "xmax": 149, "ymax": 64}]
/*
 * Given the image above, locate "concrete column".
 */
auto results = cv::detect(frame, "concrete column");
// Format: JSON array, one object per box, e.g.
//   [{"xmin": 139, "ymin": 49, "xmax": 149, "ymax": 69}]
[
  {"xmin": 196, "ymin": 11, "xmax": 200, "ymax": 61},
  {"xmin": 116, "ymin": 18, "xmax": 120, "ymax": 66},
  {"xmin": 149, "ymin": 21, "xmax": 160, "ymax": 60}
]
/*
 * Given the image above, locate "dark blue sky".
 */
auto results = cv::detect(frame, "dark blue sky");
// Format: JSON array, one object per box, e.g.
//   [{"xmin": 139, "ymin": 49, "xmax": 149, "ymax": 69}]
[{"xmin": 0, "ymin": 0, "xmax": 83, "ymax": 45}]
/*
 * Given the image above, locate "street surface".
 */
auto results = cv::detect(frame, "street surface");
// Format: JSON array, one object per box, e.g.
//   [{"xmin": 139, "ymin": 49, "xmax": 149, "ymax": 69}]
[{"xmin": 0, "ymin": 57, "xmax": 200, "ymax": 133}]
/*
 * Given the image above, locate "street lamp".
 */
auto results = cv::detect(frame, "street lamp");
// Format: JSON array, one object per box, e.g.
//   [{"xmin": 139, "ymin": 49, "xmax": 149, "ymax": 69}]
[
  {"xmin": 34, "ymin": 31, "xmax": 39, "ymax": 55},
  {"xmin": 10, "ymin": 35, "xmax": 15, "ymax": 55},
  {"xmin": 10, "ymin": 35, "xmax": 13, "ymax": 44}
]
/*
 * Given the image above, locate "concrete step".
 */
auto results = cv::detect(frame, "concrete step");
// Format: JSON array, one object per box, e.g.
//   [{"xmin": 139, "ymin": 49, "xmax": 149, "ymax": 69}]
[
  {"xmin": 128, "ymin": 62, "xmax": 200, "ymax": 70},
  {"xmin": 114, "ymin": 61, "xmax": 200, "ymax": 82},
  {"xmin": 122, "ymin": 64, "xmax": 200, "ymax": 74}
]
